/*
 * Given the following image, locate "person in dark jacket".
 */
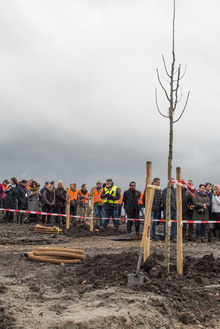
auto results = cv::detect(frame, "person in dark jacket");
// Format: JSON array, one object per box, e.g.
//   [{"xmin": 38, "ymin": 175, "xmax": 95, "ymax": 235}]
[
  {"xmin": 28, "ymin": 181, "xmax": 41, "ymax": 225},
  {"xmin": 101, "ymin": 178, "xmax": 120, "ymax": 228},
  {"xmin": 184, "ymin": 180, "xmax": 196, "ymax": 241},
  {"xmin": 40, "ymin": 181, "xmax": 50, "ymax": 203},
  {"xmin": 162, "ymin": 180, "xmax": 177, "ymax": 242},
  {"xmin": 143, "ymin": 178, "xmax": 163, "ymax": 241},
  {"xmin": 205, "ymin": 182, "xmax": 213, "ymax": 242},
  {"xmin": 123, "ymin": 181, "xmax": 140, "ymax": 235},
  {"xmin": 55, "ymin": 180, "xmax": 67, "ymax": 225},
  {"xmin": 0, "ymin": 182, "xmax": 4, "ymax": 208},
  {"xmin": 182, "ymin": 185, "xmax": 192, "ymax": 241},
  {"xmin": 42, "ymin": 184, "xmax": 55, "ymax": 224},
  {"xmin": 17, "ymin": 180, "xmax": 28, "ymax": 224},
  {"xmin": 193, "ymin": 184, "xmax": 210, "ymax": 243},
  {"xmin": 4, "ymin": 177, "xmax": 19, "ymax": 223}
]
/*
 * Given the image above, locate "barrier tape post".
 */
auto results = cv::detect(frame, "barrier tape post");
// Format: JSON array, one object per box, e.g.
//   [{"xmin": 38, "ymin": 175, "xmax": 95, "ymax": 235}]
[
  {"xmin": 176, "ymin": 167, "xmax": 183, "ymax": 275},
  {"xmin": 90, "ymin": 189, "xmax": 94, "ymax": 232},
  {"xmin": 66, "ymin": 187, "xmax": 70, "ymax": 229}
]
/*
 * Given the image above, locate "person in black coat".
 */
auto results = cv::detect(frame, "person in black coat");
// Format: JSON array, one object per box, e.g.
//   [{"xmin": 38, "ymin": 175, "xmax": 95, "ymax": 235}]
[
  {"xmin": 17, "ymin": 180, "xmax": 28, "ymax": 224},
  {"xmin": 55, "ymin": 180, "xmax": 67, "ymax": 224},
  {"xmin": 4, "ymin": 177, "xmax": 19, "ymax": 223},
  {"xmin": 123, "ymin": 181, "xmax": 140, "ymax": 235}
]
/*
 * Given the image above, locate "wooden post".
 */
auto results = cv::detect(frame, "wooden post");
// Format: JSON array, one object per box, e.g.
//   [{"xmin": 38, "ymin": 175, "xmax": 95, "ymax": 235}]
[
  {"xmin": 90, "ymin": 189, "xmax": 94, "ymax": 232},
  {"xmin": 143, "ymin": 161, "xmax": 152, "ymax": 261},
  {"xmin": 176, "ymin": 167, "xmax": 183, "ymax": 275},
  {"xmin": 66, "ymin": 187, "xmax": 70, "ymax": 229}
]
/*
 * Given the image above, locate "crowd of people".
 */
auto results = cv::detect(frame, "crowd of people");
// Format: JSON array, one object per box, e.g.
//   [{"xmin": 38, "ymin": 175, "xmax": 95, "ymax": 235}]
[{"xmin": 0, "ymin": 176, "xmax": 219, "ymax": 243}]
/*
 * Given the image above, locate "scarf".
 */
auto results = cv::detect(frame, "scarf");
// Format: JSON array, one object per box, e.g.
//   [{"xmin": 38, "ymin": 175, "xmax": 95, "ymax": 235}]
[{"xmin": 30, "ymin": 187, "xmax": 39, "ymax": 192}]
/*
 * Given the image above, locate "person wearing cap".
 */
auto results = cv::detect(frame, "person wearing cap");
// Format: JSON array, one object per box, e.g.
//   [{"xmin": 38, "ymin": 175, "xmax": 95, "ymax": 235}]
[
  {"xmin": 17, "ymin": 179, "xmax": 29, "ymax": 224},
  {"xmin": 40, "ymin": 181, "xmax": 50, "ymax": 196},
  {"xmin": 91, "ymin": 181, "xmax": 103, "ymax": 225},
  {"xmin": 101, "ymin": 178, "xmax": 120, "ymax": 229},
  {"xmin": 40, "ymin": 181, "xmax": 50, "ymax": 204}
]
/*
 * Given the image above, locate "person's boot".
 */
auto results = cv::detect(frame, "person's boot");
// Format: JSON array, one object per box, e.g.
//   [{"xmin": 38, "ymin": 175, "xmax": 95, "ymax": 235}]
[{"xmin": 127, "ymin": 226, "xmax": 132, "ymax": 235}]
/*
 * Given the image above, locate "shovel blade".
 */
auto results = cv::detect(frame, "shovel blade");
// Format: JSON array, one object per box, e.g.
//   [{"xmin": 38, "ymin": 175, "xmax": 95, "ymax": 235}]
[{"xmin": 127, "ymin": 273, "xmax": 144, "ymax": 288}]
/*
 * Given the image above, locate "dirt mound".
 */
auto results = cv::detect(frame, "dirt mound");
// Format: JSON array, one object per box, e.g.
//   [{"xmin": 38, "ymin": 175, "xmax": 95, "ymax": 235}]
[
  {"xmin": 63, "ymin": 222, "xmax": 127, "ymax": 238},
  {"xmin": 19, "ymin": 250, "xmax": 220, "ymax": 326},
  {"xmin": 0, "ymin": 222, "xmax": 127, "ymax": 245}
]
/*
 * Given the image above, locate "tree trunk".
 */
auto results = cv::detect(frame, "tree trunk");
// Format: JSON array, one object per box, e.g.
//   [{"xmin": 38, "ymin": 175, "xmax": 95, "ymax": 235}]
[{"xmin": 165, "ymin": 109, "xmax": 173, "ymax": 270}]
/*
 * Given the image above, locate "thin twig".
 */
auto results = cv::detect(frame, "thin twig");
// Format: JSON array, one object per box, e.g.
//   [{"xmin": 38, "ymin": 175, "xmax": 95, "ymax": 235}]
[
  {"xmin": 173, "ymin": 91, "xmax": 190, "ymax": 123},
  {"xmin": 156, "ymin": 69, "xmax": 171, "ymax": 102},
  {"xmin": 155, "ymin": 89, "xmax": 170, "ymax": 118}
]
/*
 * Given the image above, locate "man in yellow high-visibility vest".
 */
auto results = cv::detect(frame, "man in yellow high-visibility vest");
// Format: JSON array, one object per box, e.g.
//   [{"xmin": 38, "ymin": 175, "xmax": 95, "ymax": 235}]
[{"xmin": 101, "ymin": 178, "xmax": 120, "ymax": 228}]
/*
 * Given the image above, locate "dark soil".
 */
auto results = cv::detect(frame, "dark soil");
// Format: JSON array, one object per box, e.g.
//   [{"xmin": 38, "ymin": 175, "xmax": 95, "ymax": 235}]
[
  {"xmin": 0, "ymin": 223, "xmax": 219, "ymax": 328},
  {"xmin": 0, "ymin": 222, "xmax": 127, "ymax": 245},
  {"xmin": 63, "ymin": 221, "xmax": 127, "ymax": 238},
  {"xmin": 0, "ymin": 249, "xmax": 219, "ymax": 327}
]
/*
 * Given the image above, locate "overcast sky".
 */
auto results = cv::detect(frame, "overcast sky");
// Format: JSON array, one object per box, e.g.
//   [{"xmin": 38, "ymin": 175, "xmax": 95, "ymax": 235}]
[{"xmin": 1, "ymin": 0, "xmax": 220, "ymax": 192}]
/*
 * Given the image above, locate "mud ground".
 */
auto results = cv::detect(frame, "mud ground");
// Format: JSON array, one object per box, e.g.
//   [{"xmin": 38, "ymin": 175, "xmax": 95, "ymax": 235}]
[{"xmin": 0, "ymin": 221, "xmax": 219, "ymax": 329}]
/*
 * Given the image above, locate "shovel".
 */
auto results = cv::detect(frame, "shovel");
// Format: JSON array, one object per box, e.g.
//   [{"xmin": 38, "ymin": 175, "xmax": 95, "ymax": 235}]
[
  {"xmin": 127, "ymin": 185, "xmax": 160, "ymax": 288},
  {"xmin": 127, "ymin": 206, "xmax": 149, "ymax": 288},
  {"xmin": 127, "ymin": 245, "xmax": 145, "ymax": 287}
]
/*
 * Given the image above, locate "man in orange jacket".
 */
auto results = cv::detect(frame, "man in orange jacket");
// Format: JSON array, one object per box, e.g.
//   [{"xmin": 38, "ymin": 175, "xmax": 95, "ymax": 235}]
[
  {"xmin": 69, "ymin": 183, "xmax": 79, "ymax": 218},
  {"xmin": 92, "ymin": 181, "xmax": 104, "ymax": 225}
]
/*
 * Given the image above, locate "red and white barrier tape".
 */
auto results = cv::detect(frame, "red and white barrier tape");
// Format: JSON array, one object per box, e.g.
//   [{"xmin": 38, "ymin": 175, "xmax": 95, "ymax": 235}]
[
  {"xmin": 170, "ymin": 180, "xmax": 196, "ymax": 197},
  {"xmin": 1, "ymin": 208, "xmax": 220, "ymax": 224}
]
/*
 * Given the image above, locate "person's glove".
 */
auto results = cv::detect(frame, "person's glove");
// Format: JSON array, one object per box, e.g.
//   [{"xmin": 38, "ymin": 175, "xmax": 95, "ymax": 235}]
[{"xmin": 108, "ymin": 194, "xmax": 113, "ymax": 200}]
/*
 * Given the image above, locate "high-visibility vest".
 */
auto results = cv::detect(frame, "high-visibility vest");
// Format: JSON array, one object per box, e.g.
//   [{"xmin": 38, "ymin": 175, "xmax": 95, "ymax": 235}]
[
  {"xmin": 79, "ymin": 190, "xmax": 89, "ymax": 204},
  {"xmin": 103, "ymin": 186, "xmax": 118, "ymax": 204},
  {"xmin": 2, "ymin": 184, "xmax": 8, "ymax": 197},
  {"xmin": 138, "ymin": 193, "xmax": 144, "ymax": 206},
  {"xmin": 118, "ymin": 194, "xmax": 123, "ymax": 205},
  {"xmin": 69, "ymin": 189, "xmax": 79, "ymax": 201},
  {"xmin": 93, "ymin": 188, "xmax": 103, "ymax": 204}
]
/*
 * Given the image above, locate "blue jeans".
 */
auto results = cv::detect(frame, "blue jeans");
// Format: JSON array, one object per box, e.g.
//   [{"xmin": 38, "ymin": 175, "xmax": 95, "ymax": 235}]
[
  {"xmin": 103, "ymin": 209, "xmax": 120, "ymax": 228},
  {"xmin": 139, "ymin": 206, "xmax": 145, "ymax": 218},
  {"xmin": 151, "ymin": 211, "xmax": 159, "ymax": 240},
  {"xmin": 163, "ymin": 209, "xmax": 177, "ymax": 238},
  {"xmin": 196, "ymin": 223, "xmax": 207, "ymax": 237},
  {"xmin": 94, "ymin": 206, "xmax": 103, "ymax": 225}
]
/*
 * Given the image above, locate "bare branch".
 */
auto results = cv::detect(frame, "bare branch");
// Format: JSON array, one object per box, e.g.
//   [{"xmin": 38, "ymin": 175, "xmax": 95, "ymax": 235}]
[
  {"xmin": 155, "ymin": 89, "xmax": 170, "ymax": 118},
  {"xmin": 176, "ymin": 88, "xmax": 183, "ymax": 103},
  {"xmin": 162, "ymin": 55, "xmax": 171, "ymax": 78},
  {"xmin": 156, "ymin": 69, "xmax": 171, "ymax": 102},
  {"xmin": 179, "ymin": 64, "xmax": 187, "ymax": 80},
  {"xmin": 173, "ymin": 65, "xmax": 181, "ymax": 110},
  {"xmin": 173, "ymin": 91, "xmax": 190, "ymax": 123}
]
